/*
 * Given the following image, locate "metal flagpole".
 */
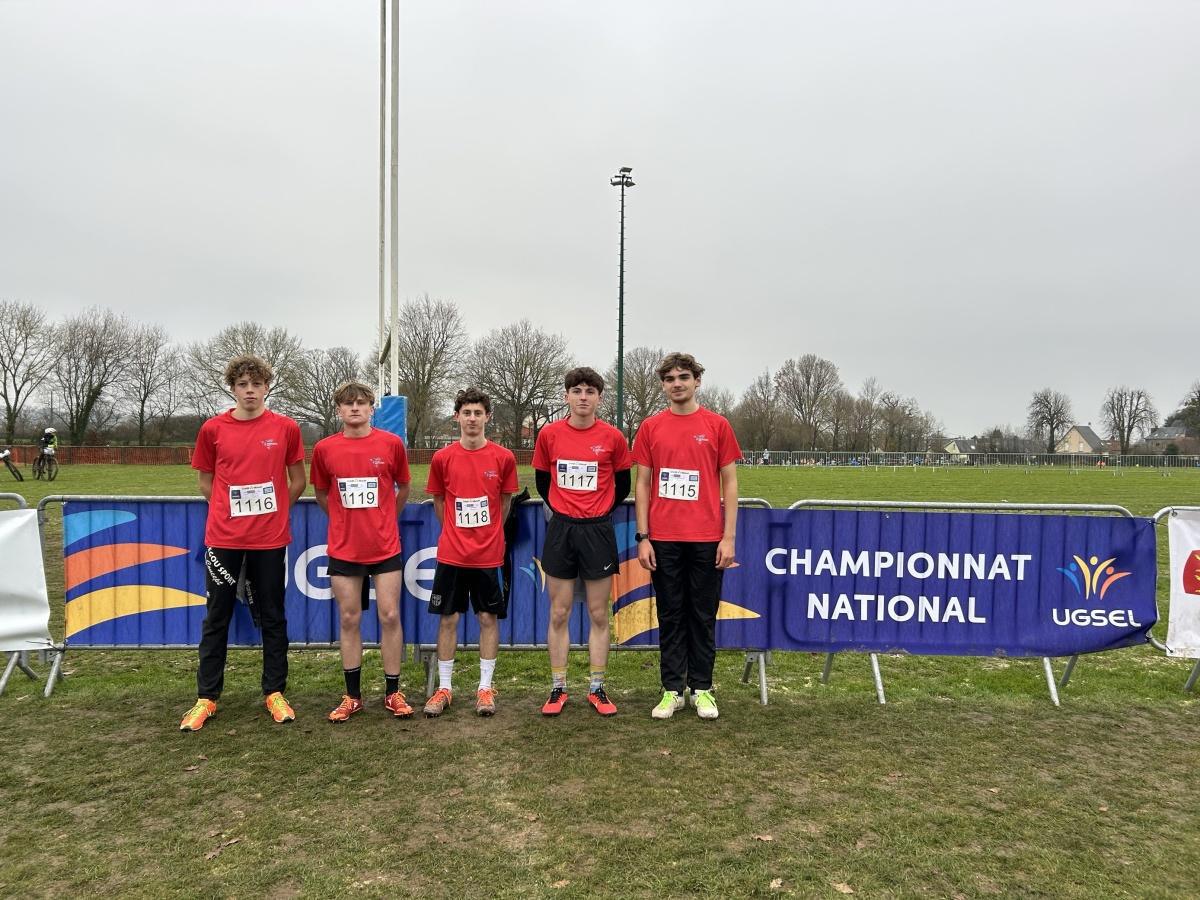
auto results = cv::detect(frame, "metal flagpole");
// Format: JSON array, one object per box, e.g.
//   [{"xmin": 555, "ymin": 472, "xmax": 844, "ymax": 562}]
[
  {"xmin": 377, "ymin": 0, "xmax": 387, "ymax": 399},
  {"xmin": 389, "ymin": 0, "xmax": 399, "ymax": 397}
]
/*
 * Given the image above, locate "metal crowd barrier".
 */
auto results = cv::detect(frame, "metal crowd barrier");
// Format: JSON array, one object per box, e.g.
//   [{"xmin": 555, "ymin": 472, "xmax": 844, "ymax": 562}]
[{"xmin": 786, "ymin": 498, "xmax": 1146, "ymax": 707}]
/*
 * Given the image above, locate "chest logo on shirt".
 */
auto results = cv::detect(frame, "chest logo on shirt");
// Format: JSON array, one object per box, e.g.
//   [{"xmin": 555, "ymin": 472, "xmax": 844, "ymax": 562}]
[
  {"xmin": 261, "ymin": 438, "xmax": 279, "ymax": 450},
  {"xmin": 483, "ymin": 469, "xmax": 498, "ymax": 480},
  {"xmin": 693, "ymin": 434, "xmax": 709, "ymax": 444},
  {"xmin": 590, "ymin": 444, "xmax": 607, "ymax": 455},
  {"xmin": 370, "ymin": 456, "xmax": 386, "ymax": 468}
]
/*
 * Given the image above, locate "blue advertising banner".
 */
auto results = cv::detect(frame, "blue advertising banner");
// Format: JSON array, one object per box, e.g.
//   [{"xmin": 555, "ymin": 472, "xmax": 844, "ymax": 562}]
[{"xmin": 62, "ymin": 501, "xmax": 1157, "ymax": 657}]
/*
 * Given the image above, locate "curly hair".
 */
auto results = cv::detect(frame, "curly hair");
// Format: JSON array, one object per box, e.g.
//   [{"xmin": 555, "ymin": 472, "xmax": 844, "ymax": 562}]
[
  {"xmin": 223, "ymin": 354, "xmax": 273, "ymax": 388},
  {"xmin": 655, "ymin": 352, "xmax": 705, "ymax": 381}
]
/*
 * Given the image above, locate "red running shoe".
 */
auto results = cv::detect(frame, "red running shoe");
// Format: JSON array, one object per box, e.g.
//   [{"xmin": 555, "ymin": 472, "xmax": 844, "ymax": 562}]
[
  {"xmin": 587, "ymin": 686, "xmax": 618, "ymax": 717},
  {"xmin": 541, "ymin": 687, "xmax": 568, "ymax": 716},
  {"xmin": 328, "ymin": 695, "xmax": 363, "ymax": 723}
]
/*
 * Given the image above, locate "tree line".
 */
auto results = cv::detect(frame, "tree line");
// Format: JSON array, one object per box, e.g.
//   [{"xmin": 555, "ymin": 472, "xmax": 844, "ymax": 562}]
[{"xmin": 1, "ymin": 297, "xmax": 1194, "ymax": 452}]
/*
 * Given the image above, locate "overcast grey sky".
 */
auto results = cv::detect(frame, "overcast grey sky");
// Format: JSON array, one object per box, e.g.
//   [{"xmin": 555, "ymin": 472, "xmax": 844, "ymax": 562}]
[{"xmin": 1, "ymin": 1, "xmax": 1196, "ymax": 438}]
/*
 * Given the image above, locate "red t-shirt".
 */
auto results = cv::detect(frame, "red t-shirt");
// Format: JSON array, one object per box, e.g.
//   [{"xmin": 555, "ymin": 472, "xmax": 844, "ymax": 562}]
[
  {"xmin": 191, "ymin": 409, "xmax": 305, "ymax": 550},
  {"xmin": 631, "ymin": 406, "xmax": 742, "ymax": 542},
  {"xmin": 425, "ymin": 441, "xmax": 519, "ymax": 568},
  {"xmin": 310, "ymin": 429, "xmax": 411, "ymax": 564},
  {"xmin": 532, "ymin": 418, "xmax": 632, "ymax": 518}
]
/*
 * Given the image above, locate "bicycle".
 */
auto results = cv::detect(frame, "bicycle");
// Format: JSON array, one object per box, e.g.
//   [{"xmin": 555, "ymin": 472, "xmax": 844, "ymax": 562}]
[
  {"xmin": 33, "ymin": 447, "xmax": 58, "ymax": 481},
  {"xmin": 0, "ymin": 448, "xmax": 23, "ymax": 482}
]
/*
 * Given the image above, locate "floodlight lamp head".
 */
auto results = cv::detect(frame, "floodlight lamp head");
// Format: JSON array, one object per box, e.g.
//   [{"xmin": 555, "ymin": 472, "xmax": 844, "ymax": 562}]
[{"xmin": 619, "ymin": 166, "xmax": 632, "ymax": 174}]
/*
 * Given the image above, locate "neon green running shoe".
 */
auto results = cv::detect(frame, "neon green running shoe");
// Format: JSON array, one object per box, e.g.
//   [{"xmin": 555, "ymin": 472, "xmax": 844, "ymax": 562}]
[
  {"xmin": 692, "ymin": 689, "xmax": 719, "ymax": 720},
  {"xmin": 651, "ymin": 690, "xmax": 684, "ymax": 720}
]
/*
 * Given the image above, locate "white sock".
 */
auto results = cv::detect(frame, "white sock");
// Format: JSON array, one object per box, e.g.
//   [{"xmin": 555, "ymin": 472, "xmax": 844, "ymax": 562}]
[
  {"xmin": 438, "ymin": 658, "xmax": 454, "ymax": 692},
  {"xmin": 479, "ymin": 657, "xmax": 497, "ymax": 690}
]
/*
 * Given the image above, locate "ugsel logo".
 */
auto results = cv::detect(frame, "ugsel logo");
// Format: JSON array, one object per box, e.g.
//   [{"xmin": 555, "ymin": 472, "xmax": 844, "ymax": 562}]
[{"xmin": 1052, "ymin": 553, "xmax": 1141, "ymax": 628}]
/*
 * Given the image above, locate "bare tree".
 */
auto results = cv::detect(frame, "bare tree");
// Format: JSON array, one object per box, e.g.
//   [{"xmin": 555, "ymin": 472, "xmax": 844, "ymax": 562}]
[
  {"xmin": 120, "ymin": 324, "xmax": 178, "ymax": 444},
  {"xmin": 0, "ymin": 300, "xmax": 62, "ymax": 443},
  {"xmin": 184, "ymin": 322, "xmax": 304, "ymax": 415},
  {"xmin": 826, "ymin": 389, "xmax": 856, "ymax": 450},
  {"xmin": 847, "ymin": 378, "xmax": 883, "ymax": 452},
  {"xmin": 1100, "ymin": 386, "xmax": 1158, "ymax": 454},
  {"xmin": 732, "ymin": 371, "xmax": 784, "ymax": 450},
  {"xmin": 601, "ymin": 345, "xmax": 667, "ymax": 441},
  {"xmin": 1026, "ymin": 388, "xmax": 1074, "ymax": 453},
  {"xmin": 378, "ymin": 295, "xmax": 469, "ymax": 446},
  {"xmin": 465, "ymin": 319, "xmax": 572, "ymax": 448},
  {"xmin": 51, "ymin": 307, "xmax": 135, "ymax": 444},
  {"xmin": 291, "ymin": 347, "xmax": 363, "ymax": 437},
  {"xmin": 699, "ymin": 384, "xmax": 735, "ymax": 418},
  {"xmin": 774, "ymin": 354, "xmax": 842, "ymax": 449}
]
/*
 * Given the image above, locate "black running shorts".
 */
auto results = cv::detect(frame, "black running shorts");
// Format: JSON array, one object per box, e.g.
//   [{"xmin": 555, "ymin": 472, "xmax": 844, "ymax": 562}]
[
  {"xmin": 327, "ymin": 552, "xmax": 405, "ymax": 578},
  {"xmin": 541, "ymin": 512, "xmax": 619, "ymax": 581},
  {"xmin": 428, "ymin": 563, "xmax": 507, "ymax": 618}
]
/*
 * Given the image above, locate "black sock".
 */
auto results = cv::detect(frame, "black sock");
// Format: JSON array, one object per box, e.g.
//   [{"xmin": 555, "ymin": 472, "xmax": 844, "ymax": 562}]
[
  {"xmin": 344, "ymin": 666, "xmax": 362, "ymax": 698},
  {"xmin": 385, "ymin": 673, "xmax": 400, "ymax": 695}
]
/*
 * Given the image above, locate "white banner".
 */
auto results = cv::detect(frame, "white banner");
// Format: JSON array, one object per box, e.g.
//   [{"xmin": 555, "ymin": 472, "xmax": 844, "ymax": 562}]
[
  {"xmin": 1166, "ymin": 510, "xmax": 1200, "ymax": 659},
  {"xmin": 0, "ymin": 508, "xmax": 52, "ymax": 651}
]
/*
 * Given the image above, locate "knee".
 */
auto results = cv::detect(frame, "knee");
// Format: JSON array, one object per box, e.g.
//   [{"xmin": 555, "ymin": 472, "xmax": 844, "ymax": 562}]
[
  {"xmin": 339, "ymin": 609, "xmax": 362, "ymax": 631},
  {"xmin": 377, "ymin": 606, "xmax": 400, "ymax": 630},
  {"xmin": 477, "ymin": 612, "xmax": 497, "ymax": 631},
  {"xmin": 548, "ymin": 605, "xmax": 571, "ymax": 630}
]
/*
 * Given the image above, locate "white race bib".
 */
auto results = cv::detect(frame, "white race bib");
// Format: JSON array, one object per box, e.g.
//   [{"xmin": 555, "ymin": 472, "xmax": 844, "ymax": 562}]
[
  {"xmin": 338, "ymin": 477, "xmax": 379, "ymax": 509},
  {"xmin": 454, "ymin": 495, "xmax": 491, "ymax": 528},
  {"xmin": 657, "ymin": 468, "xmax": 700, "ymax": 501},
  {"xmin": 229, "ymin": 481, "xmax": 277, "ymax": 517},
  {"xmin": 556, "ymin": 459, "xmax": 598, "ymax": 492}
]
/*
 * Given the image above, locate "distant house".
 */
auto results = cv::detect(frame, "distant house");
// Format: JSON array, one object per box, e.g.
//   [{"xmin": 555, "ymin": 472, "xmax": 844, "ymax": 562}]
[
  {"xmin": 1145, "ymin": 425, "xmax": 1188, "ymax": 453},
  {"xmin": 1055, "ymin": 425, "xmax": 1106, "ymax": 454},
  {"xmin": 944, "ymin": 438, "xmax": 979, "ymax": 455}
]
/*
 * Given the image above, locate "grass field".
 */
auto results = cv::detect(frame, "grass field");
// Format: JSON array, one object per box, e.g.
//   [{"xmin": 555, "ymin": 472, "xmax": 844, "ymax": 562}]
[{"xmin": 2, "ymin": 464, "xmax": 1199, "ymax": 898}]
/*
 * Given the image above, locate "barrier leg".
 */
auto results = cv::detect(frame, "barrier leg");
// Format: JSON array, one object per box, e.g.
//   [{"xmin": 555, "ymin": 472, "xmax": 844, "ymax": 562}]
[
  {"xmin": 43, "ymin": 648, "xmax": 64, "ymax": 698},
  {"xmin": 0, "ymin": 653, "xmax": 19, "ymax": 694},
  {"xmin": 740, "ymin": 653, "xmax": 755, "ymax": 684},
  {"xmin": 16, "ymin": 651, "xmax": 37, "ymax": 680},
  {"xmin": 1059, "ymin": 654, "xmax": 1079, "ymax": 689},
  {"xmin": 1184, "ymin": 660, "xmax": 1200, "ymax": 693},
  {"xmin": 820, "ymin": 652, "xmax": 835, "ymax": 685},
  {"xmin": 1042, "ymin": 657, "xmax": 1061, "ymax": 707},
  {"xmin": 757, "ymin": 651, "xmax": 769, "ymax": 706},
  {"xmin": 869, "ymin": 653, "xmax": 886, "ymax": 705},
  {"xmin": 422, "ymin": 651, "xmax": 436, "ymax": 697}
]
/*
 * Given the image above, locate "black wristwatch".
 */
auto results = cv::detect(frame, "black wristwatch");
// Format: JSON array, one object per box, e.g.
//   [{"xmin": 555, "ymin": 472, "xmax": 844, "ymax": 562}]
[{"xmin": 635, "ymin": 532, "xmax": 649, "ymax": 543}]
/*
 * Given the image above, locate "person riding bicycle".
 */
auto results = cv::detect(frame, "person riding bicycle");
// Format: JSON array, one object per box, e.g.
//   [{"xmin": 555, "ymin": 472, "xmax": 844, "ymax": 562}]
[{"xmin": 40, "ymin": 427, "xmax": 58, "ymax": 454}]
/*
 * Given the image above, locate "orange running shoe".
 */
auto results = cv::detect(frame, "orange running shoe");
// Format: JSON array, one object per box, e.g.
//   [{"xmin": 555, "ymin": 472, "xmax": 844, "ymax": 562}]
[
  {"xmin": 423, "ymin": 687, "xmax": 453, "ymax": 717},
  {"xmin": 587, "ymin": 686, "xmax": 618, "ymax": 717},
  {"xmin": 328, "ymin": 695, "xmax": 364, "ymax": 723},
  {"xmin": 179, "ymin": 698, "xmax": 216, "ymax": 732},
  {"xmin": 475, "ymin": 687, "xmax": 497, "ymax": 717},
  {"xmin": 383, "ymin": 691, "xmax": 413, "ymax": 718},
  {"xmin": 265, "ymin": 691, "xmax": 295, "ymax": 724}
]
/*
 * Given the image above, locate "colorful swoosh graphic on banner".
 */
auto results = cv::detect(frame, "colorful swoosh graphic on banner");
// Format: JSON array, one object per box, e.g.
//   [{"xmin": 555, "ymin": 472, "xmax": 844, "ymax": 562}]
[{"xmin": 63, "ymin": 507, "xmax": 205, "ymax": 639}]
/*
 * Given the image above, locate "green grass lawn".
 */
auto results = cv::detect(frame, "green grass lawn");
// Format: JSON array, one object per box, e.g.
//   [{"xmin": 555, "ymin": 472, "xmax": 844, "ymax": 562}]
[{"xmin": 2, "ymin": 463, "xmax": 1199, "ymax": 898}]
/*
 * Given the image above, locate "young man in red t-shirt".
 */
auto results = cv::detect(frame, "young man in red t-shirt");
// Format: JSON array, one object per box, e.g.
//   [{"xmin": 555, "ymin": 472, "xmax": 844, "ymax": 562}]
[
  {"xmin": 633, "ymin": 352, "xmax": 741, "ymax": 721},
  {"xmin": 532, "ymin": 367, "xmax": 632, "ymax": 717},
  {"xmin": 180, "ymin": 355, "xmax": 306, "ymax": 731},
  {"xmin": 310, "ymin": 381, "xmax": 413, "ymax": 723},
  {"xmin": 423, "ymin": 388, "xmax": 519, "ymax": 718}
]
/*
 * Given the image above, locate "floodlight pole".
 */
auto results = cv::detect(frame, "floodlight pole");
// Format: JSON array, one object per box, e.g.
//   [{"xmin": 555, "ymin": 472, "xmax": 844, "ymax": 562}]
[{"xmin": 610, "ymin": 167, "xmax": 634, "ymax": 433}]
